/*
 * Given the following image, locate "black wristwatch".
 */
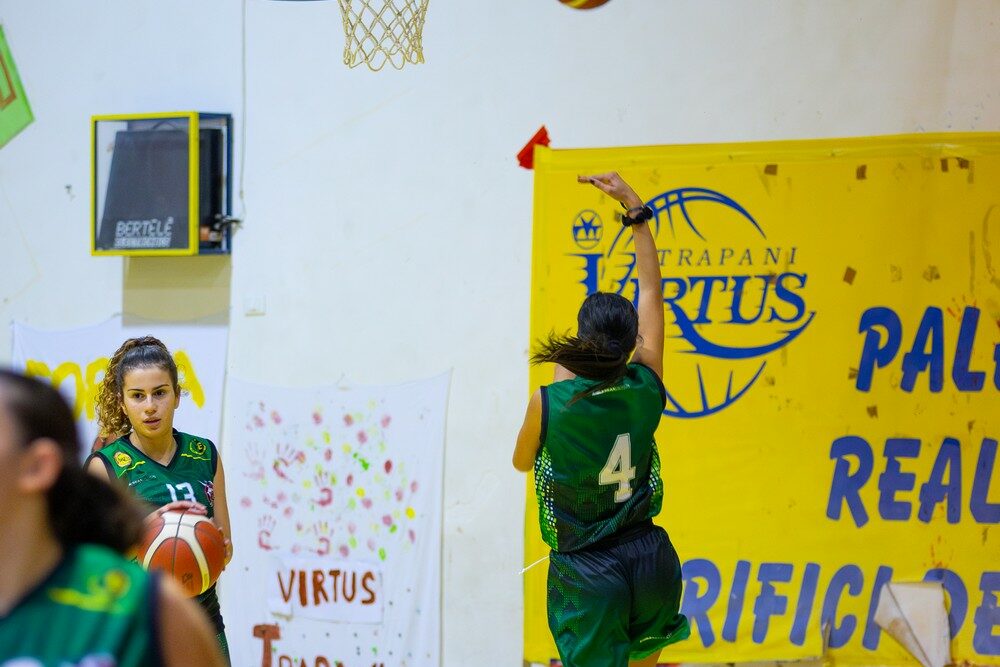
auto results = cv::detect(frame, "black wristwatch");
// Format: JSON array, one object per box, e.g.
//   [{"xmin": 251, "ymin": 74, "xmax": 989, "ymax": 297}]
[{"xmin": 621, "ymin": 203, "xmax": 653, "ymax": 226}]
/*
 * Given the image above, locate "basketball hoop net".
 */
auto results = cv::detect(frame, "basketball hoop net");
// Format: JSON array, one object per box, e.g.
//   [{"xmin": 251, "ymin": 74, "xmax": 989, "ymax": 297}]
[{"xmin": 338, "ymin": 0, "xmax": 430, "ymax": 71}]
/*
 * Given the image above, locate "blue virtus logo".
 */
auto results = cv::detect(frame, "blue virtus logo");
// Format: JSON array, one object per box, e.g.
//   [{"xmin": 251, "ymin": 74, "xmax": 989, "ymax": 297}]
[{"xmin": 570, "ymin": 187, "xmax": 815, "ymax": 418}]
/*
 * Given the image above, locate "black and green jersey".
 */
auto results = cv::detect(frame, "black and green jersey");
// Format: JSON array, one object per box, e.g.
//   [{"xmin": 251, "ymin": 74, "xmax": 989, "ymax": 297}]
[
  {"xmin": 88, "ymin": 430, "xmax": 224, "ymax": 633},
  {"xmin": 535, "ymin": 363, "xmax": 666, "ymax": 552},
  {"xmin": 0, "ymin": 544, "xmax": 160, "ymax": 667}
]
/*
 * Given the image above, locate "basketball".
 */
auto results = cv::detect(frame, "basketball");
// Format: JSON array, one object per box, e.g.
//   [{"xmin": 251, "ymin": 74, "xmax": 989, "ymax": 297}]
[
  {"xmin": 559, "ymin": 0, "xmax": 611, "ymax": 9},
  {"xmin": 137, "ymin": 510, "xmax": 226, "ymax": 597}
]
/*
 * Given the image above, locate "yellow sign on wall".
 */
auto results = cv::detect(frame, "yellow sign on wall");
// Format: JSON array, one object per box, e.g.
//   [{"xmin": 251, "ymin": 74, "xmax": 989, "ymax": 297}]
[{"xmin": 525, "ymin": 134, "xmax": 1000, "ymax": 665}]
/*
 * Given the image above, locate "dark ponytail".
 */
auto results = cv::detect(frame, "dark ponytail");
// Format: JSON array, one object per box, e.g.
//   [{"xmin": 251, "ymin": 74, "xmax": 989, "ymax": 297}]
[
  {"xmin": 531, "ymin": 291, "xmax": 638, "ymax": 404},
  {"xmin": 0, "ymin": 370, "xmax": 145, "ymax": 553},
  {"xmin": 47, "ymin": 466, "xmax": 145, "ymax": 553}
]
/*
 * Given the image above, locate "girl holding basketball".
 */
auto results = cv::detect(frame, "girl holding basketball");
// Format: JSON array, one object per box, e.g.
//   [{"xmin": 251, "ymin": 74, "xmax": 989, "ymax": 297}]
[
  {"xmin": 87, "ymin": 336, "xmax": 233, "ymax": 663},
  {"xmin": 513, "ymin": 173, "xmax": 689, "ymax": 667},
  {"xmin": 0, "ymin": 369, "xmax": 225, "ymax": 666}
]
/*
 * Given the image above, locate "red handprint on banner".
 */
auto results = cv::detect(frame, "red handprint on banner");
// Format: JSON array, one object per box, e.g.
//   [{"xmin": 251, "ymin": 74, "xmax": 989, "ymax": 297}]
[
  {"xmin": 257, "ymin": 515, "xmax": 278, "ymax": 551},
  {"xmin": 313, "ymin": 471, "xmax": 334, "ymax": 507}
]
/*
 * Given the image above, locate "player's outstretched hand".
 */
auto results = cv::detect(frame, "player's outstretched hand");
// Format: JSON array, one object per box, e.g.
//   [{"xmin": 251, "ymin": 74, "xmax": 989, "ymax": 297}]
[
  {"xmin": 578, "ymin": 172, "xmax": 643, "ymax": 209},
  {"xmin": 147, "ymin": 500, "xmax": 208, "ymax": 523}
]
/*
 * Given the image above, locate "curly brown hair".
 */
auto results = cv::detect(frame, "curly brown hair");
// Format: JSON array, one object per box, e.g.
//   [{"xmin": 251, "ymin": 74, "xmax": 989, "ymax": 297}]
[{"xmin": 96, "ymin": 336, "xmax": 179, "ymax": 440}]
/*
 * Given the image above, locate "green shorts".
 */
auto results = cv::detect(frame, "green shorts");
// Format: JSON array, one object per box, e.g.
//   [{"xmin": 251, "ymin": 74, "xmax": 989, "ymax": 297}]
[{"xmin": 546, "ymin": 523, "xmax": 690, "ymax": 667}]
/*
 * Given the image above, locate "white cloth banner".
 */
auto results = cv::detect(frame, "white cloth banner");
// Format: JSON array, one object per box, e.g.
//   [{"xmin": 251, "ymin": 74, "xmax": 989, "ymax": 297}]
[
  {"xmin": 221, "ymin": 373, "xmax": 449, "ymax": 667},
  {"xmin": 10, "ymin": 317, "xmax": 228, "ymax": 455}
]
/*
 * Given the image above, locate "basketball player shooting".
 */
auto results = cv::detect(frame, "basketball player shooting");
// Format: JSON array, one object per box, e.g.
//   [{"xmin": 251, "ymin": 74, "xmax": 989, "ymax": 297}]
[{"xmin": 513, "ymin": 173, "xmax": 690, "ymax": 667}]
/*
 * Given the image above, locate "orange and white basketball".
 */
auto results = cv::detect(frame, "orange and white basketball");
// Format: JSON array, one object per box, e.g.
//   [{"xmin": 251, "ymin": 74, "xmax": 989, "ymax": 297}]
[
  {"xmin": 559, "ymin": 0, "xmax": 611, "ymax": 8},
  {"xmin": 137, "ymin": 510, "xmax": 226, "ymax": 597}
]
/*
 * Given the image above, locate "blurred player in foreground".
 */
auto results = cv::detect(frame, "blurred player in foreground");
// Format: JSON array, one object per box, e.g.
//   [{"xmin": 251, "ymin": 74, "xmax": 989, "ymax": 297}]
[{"xmin": 0, "ymin": 369, "xmax": 225, "ymax": 667}]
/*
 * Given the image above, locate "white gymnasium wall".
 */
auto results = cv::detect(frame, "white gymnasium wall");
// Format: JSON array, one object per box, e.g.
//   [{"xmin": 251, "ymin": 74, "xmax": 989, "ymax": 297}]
[{"xmin": 1, "ymin": 1, "xmax": 999, "ymax": 664}]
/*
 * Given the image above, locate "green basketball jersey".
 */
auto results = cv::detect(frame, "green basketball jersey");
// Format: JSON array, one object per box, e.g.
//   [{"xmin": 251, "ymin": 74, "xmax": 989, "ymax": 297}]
[
  {"xmin": 535, "ymin": 363, "xmax": 666, "ymax": 552},
  {"xmin": 0, "ymin": 544, "xmax": 159, "ymax": 667},
  {"xmin": 88, "ymin": 430, "xmax": 223, "ymax": 629},
  {"xmin": 90, "ymin": 430, "xmax": 218, "ymax": 518}
]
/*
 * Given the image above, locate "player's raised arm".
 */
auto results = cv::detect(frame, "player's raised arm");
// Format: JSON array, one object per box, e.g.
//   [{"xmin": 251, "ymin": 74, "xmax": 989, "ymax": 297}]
[{"xmin": 578, "ymin": 172, "xmax": 664, "ymax": 379}]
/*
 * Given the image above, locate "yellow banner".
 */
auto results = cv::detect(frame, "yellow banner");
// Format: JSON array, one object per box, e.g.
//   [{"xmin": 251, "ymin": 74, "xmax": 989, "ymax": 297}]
[{"xmin": 525, "ymin": 134, "xmax": 1000, "ymax": 665}]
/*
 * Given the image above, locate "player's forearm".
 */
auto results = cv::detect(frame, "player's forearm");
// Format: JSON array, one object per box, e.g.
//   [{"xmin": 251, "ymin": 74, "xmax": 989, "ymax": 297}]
[{"xmin": 632, "ymin": 220, "xmax": 661, "ymax": 300}]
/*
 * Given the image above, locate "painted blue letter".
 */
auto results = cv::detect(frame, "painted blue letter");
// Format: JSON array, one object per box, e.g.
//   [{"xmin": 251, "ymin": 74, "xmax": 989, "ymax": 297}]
[
  {"xmin": 879, "ymin": 438, "xmax": 920, "ymax": 521},
  {"xmin": 768, "ymin": 272, "xmax": 807, "ymax": 324},
  {"xmin": 856, "ymin": 307, "xmax": 902, "ymax": 391},
  {"xmin": 994, "ymin": 342, "xmax": 1000, "ymax": 390},
  {"xmin": 901, "ymin": 307, "xmax": 944, "ymax": 392},
  {"xmin": 973, "ymin": 572, "xmax": 1000, "ymax": 655},
  {"xmin": 689, "ymin": 275, "xmax": 729, "ymax": 324},
  {"xmin": 924, "ymin": 568, "xmax": 968, "ymax": 638},
  {"xmin": 862, "ymin": 566, "xmax": 894, "ymax": 649},
  {"xmin": 953, "ymin": 307, "xmax": 986, "ymax": 391},
  {"xmin": 722, "ymin": 560, "xmax": 751, "ymax": 642},
  {"xmin": 971, "ymin": 438, "xmax": 1000, "ymax": 524},
  {"xmin": 828, "ymin": 436, "xmax": 873, "ymax": 527},
  {"xmin": 790, "ymin": 563, "xmax": 821, "ymax": 646},
  {"xmin": 918, "ymin": 438, "xmax": 962, "ymax": 523},
  {"xmin": 753, "ymin": 563, "xmax": 794, "ymax": 644},
  {"xmin": 822, "ymin": 565, "xmax": 864, "ymax": 649},
  {"xmin": 681, "ymin": 559, "xmax": 721, "ymax": 647}
]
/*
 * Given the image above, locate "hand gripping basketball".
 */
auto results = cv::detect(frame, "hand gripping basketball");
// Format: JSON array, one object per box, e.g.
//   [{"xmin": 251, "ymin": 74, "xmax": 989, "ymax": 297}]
[{"xmin": 137, "ymin": 509, "xmax": 226, "ymax": 597}]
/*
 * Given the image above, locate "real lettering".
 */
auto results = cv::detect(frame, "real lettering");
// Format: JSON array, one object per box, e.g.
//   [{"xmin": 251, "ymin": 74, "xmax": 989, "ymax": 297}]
[{"xmin": 828, "ymin": 435, "xmax": 998, "ymax": 527}]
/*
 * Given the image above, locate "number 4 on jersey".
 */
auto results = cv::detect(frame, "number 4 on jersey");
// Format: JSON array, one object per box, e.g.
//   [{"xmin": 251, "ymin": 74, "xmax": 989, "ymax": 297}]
[{"xmin": 600, "ymin": 433, "xmax": 636, "ymax": 502}]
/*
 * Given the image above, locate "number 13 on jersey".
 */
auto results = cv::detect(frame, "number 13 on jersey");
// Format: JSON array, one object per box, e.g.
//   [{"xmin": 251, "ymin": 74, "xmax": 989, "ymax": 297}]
[
  {"xmin": 600, "ymin": 433, "xmax": 636, "ymax": 502},
  {"xmin": 166, "ymin": 482, "xmax": 196, "ymax": 503}
]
